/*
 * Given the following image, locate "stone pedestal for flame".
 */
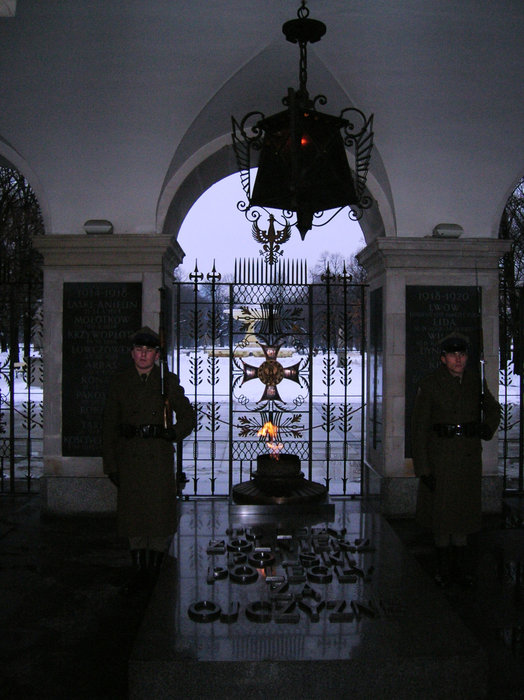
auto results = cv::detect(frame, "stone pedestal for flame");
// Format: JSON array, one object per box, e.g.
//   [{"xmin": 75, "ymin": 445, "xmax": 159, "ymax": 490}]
[{"xmin": 232, "ymin": 453, "xmax": 328, "ymax": 505}]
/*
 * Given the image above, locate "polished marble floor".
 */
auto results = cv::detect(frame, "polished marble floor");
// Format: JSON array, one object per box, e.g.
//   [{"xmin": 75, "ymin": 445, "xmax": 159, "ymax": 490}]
[
  {"xmin": 0, "ymin": 494, "xmax": 523, "ymax": 699},
  {"xmin": 130, "ymin": 499, "xmax": 522, "ymax": 699}
]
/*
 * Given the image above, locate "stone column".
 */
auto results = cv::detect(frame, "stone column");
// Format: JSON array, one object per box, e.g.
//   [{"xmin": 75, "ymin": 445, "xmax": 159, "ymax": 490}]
[
  {"xmin": 34, "ymin": 233, "xmax": 184, "ymax": 515},
  {"xmin": 357, "ymin": 237, "xmax": 510, "ymax": 516}
]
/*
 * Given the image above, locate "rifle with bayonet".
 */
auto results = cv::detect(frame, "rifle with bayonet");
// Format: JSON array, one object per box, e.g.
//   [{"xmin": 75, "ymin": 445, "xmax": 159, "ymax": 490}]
[
  {"xmin": 158, "ymin": 286, "xmax": 173, "ymax": 438},
  {"xmin": 476, "ymin": 270, "xmax": 485, "ymax": 426},
  {"xmin": 475, "ymin": 268, "xmax": 494, "ymax": 440},
  {"xmin": 159, "ymin": 286, "xmax": 188, "ymax": 493}
]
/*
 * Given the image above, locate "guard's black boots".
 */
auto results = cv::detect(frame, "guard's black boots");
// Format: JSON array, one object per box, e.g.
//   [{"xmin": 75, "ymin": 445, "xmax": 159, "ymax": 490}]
[
  {"xmin": 434, "ymin": 546, "xmax": 451, "ymax": 588},
  {"xmin": 451, "ymin": 545, "xmax": 477, "ymax": 588},
  {"xmin": 131, "ymin": 548, "xmax": 148, "ymax": 571},
  {"xmin": 121, "ymin": 548, "xmax": 148, "ymax": 595},
  {"xmin": 147, "ymin": 550, "xmax": 165, "ymax": 588}
]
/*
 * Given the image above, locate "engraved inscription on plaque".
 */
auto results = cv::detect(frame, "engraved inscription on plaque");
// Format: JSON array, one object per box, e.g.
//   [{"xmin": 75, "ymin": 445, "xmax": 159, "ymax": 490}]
[
  {"xmin": 62, "ymin": 282, "xmax": 142, "ymax": 456},
  {"xmin": 405, "ymin": 285, "xmax": 479, "ymax": 458}
]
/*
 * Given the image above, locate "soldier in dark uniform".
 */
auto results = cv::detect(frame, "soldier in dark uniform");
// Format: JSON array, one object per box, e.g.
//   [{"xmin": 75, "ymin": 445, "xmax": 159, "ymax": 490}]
[
  {"xmin": 103, "ymin": 326, "xmax": 195, "ymax": 592},
  {"xmin": 411, "ymin": 334, "xmax": 500, "ymax": 588}
]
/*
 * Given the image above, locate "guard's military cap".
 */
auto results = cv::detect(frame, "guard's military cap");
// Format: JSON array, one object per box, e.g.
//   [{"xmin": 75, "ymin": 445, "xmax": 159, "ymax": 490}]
[
  {"xmin": 440, "ymin": 333, "xmax": 469, "ymax": 354},
  {"xmin": 131, "ymin": 326, "xmax": 160, "ymax": 348}
]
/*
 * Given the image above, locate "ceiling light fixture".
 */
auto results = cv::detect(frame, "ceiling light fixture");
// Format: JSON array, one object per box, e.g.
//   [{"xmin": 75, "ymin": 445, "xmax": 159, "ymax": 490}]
[{"xmin": 232, "ymin": 1, "xmax": 374, "ymax": 240}]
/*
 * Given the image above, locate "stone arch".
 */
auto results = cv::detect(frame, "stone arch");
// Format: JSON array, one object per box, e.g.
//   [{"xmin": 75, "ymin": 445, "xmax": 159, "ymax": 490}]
[
  {"xmin": 496, "ymin": 169, "xmax": 524, "ymax": 237},
  {"xmin": 0, "ymin": 135, "xmax": 50, "ymax": 235},
  {"xmin": 156, "ymin": 40, "xmax": 395, "ymax": 247}
]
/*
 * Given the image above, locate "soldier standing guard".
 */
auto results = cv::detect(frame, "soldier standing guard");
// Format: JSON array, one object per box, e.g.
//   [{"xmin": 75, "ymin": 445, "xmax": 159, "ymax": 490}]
[
  {"xmin": 103, "ymin": 326, "xmax": 196, "ymax": 593},
  {"xmin": 411, "ymin": 334, "xmax": 500, "ymax": 588}
]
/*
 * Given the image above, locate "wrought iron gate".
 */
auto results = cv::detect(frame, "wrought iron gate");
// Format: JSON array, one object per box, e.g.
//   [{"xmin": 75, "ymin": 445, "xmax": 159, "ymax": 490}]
[
  {"xmin": 499, "ymin": 277, "xmax": 523, "ymax": 492},
  {"xmin": 171, "ymin": 260, "xmax": 366, "ymax": 498},
  {"xmin": 0, "ymin": 195, "xmax": 44, "ymax": 492}
]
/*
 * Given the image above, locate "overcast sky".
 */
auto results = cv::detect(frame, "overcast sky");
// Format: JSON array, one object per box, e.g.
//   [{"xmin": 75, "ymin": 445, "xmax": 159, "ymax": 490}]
[{"xmin": 176, "ymin": 172, "xmax": 365, "ymax": 278}]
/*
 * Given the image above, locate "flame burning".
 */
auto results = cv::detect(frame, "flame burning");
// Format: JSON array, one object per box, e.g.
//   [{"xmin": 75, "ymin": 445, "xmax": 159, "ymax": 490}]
[{"xmin": 257, "ymin": 421, "xmax": 283, "ymax": 459}]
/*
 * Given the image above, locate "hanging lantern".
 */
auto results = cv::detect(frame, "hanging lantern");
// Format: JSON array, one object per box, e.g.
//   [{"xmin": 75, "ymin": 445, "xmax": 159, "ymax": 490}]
[{"xmin": 232, "ymin": 1, "xmax": 374, "ymax": 240}]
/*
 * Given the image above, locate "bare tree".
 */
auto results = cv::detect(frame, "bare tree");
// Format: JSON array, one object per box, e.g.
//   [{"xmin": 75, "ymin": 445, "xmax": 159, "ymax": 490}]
[
  {"xmin": 310, "ymin": 250, "xmax": 366, "ymax": 283},
  {"xmin": 499, "ymin": 176, "xmax": 524, "ymax": 372},
  {"xmin": 310, "ymin": 250, "xmax": 367, "ymax": 352}
]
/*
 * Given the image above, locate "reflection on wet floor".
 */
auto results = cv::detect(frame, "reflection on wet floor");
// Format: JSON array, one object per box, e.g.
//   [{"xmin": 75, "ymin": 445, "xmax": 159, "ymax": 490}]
[
  {"xmin": 0, "ymin": 494, "xmax": 523, "ymax": 698},
  {"xmin": 130, "ymin": 498, "xmax": 524, "ymax": 698}
]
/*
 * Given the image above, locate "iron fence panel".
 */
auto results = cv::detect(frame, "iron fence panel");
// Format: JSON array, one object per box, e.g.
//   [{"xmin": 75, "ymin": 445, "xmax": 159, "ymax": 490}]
[{"xmin": 172, "ymin": 263, "xmax": 366, "ymax": 498}]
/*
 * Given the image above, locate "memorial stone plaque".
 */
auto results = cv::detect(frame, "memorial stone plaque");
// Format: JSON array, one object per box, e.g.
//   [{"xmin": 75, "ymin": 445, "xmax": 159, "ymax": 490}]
[
  {"xmin": 405, "ymin": 285, "xmax": 480, "ymax": 458},
  {"xmin": 62, "ymin": 282, "xmax": 142, "ymax": 456}
]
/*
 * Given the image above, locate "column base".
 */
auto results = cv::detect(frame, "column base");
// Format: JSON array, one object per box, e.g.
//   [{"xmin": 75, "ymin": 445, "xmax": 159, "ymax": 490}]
[{"xmin": 40, "ymin": 476, "xmax": 117, "ymax": 516}]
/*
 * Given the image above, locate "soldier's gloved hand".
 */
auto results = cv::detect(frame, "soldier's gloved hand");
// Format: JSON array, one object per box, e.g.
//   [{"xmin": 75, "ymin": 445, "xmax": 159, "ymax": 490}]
[
  {"xmin": 480, "ymin": 423, "xmax": 493, "ymax": 440},
  {"xmin": 420, "ymin": 474, "xmax": 436, "ymax": 492},
  {"xmin": 108, "ymin": 472, "xmax": 119, "ymax": 487},
  {"xmin": 162, "ymin": 427, "xmax": 179, "ymax": 442}
]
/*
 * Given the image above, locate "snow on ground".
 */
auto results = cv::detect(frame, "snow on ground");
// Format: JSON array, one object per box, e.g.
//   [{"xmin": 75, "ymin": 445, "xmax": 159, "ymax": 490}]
[
  {"xmin": 175, "ymin": 349, "xmax": 365, "ymax": 404},
  {"xmin": 1, "ymin": 350, "xmax": 521, "ymax": 490}
]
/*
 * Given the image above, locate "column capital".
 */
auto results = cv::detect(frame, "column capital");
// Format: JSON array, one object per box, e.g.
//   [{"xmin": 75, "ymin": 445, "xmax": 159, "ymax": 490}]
[
  {"xmin": 34, "ymin": 233, "xmax": 185, "ymax": 270},
  {"xmin": 358, "ymin": 237, "xmax": 511, "ymax": 280}
]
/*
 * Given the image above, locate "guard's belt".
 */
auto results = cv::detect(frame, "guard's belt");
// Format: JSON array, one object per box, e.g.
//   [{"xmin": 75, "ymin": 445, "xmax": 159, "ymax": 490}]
[
  {"xmin": 432, "ymin": 422, "xmax": 480, "ymax": 438},
  {"xmin": 120, "ymin": 423, "xmax": 165, "ymax": 439}
]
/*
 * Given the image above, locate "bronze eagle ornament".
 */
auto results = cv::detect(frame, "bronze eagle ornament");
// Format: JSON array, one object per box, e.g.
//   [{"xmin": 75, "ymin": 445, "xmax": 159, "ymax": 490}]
[{"xmin": 252, "ymin": 214, "xmax": 292, "ymax": 265}]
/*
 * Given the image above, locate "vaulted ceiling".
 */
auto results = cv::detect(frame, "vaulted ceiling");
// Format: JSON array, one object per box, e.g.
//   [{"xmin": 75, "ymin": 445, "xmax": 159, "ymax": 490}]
[{"xmin": 1, "ymin": 1, "xmax": 523, "ymax": 249}]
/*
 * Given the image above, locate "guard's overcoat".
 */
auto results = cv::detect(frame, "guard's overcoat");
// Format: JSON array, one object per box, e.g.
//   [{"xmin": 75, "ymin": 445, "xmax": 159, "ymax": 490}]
[
  {"xmin": 103, "ymin": 365, "xmax": 195, "ymax": 538},
  {"xmin": 411, "ymin": 364, "xmax": 500, "ymax": 537}
]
